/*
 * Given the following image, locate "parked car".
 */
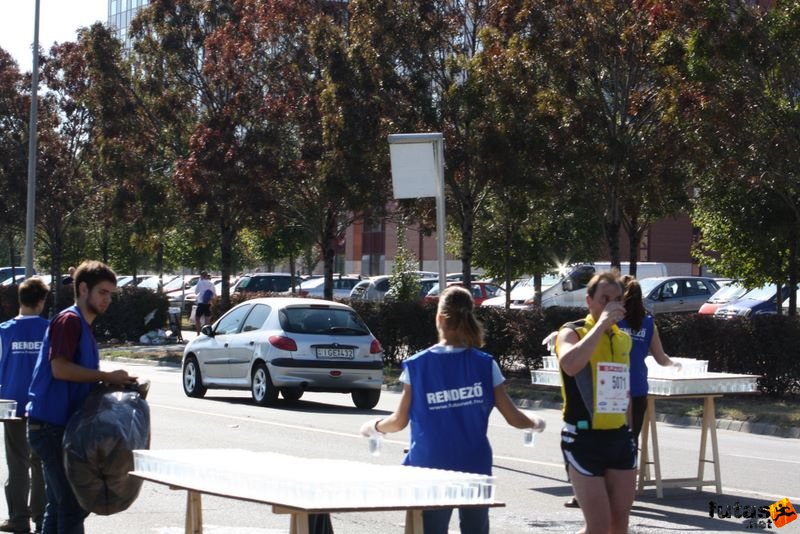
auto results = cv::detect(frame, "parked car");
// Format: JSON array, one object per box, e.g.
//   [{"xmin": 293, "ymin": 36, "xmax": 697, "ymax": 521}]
[
  {"xmin": 116, "ymin": 275, "xmax": 140, "ymax": 287},
  {"xmin": 384, "ymin": 277, "xmax": 440, "ymax": 302},
  {"xmin": 232, "ymin": 273, "xmax": 299, "ymax": 295},
  {"xmin": 639, "ymin": 276, "xmax": 720, "ymax": 314},
  {"xmin": 164, "ymin": 275, "xmax": 202, "ymax": 309},
  {"xmin": 0, "ymin": 266, "xmax": 31, "ymax": 282},
  {"xmin": 137, "ymin": 274, "xmax": 179, "ymax": 291},
  {"xmin": 697, "ymin": 282, "xmax": 748, "ymax": 315},
  {"xmin": 425, "ymin": 281, "xmax": 503, "ymax": 306},
  {"xmin": 1, "ymin": 274, "xmax": 27, "ymax": 286},
  {"xmin": 349, "ymin": 275, "xmax": 392, "ymax": 302},
  {"xmin": 481, "ymin": 274, "xmax": 561, "ymax": 309},
  {"xmin": 714, "ymin": 284, "xmax": 795, "ymax": 318},
  {"xmin": 299, "ymin": 275, "xmax": 361, "ymax": 299},
  {"xmin": 181, "ymin": 297, "xmax": 384, "ymax": 408},
  {"xmin": 349, "ymin": 272, "xmax": 440, "ymax": 302}
]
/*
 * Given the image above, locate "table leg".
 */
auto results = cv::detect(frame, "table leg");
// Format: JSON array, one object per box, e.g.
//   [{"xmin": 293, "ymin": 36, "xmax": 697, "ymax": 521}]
[
  {"xmin": 185, "ymin": 490, "xmax": 202, "ymax": 534},
  {"xmin": 696, "ymin": 395, "xmax": 723, "ymax": 493},
  {"xmin": 647, "ymin": 397, "xmax": 663, "ymax": 498},
  {"xmin": 637, "ymin": 403, "xmax": 652, "ymax": 494},
  {"xmin": 289, "ymin": 512, "xmax": 311, "ymax": 534},
  {"xmin": 405, "ymin": 509, "xmax": 424, "ymax": 534}
]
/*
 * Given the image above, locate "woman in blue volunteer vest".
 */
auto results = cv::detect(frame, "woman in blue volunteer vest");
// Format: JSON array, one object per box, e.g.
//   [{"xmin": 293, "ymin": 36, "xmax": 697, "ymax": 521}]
[
  {"xmin": 360, "ymin": 285, "xmax": 546, "ymax": 534},
  {"xmin": 556, "ymin": 272, "xmax": 636, "ymax": 534},
  {"xmin": 27, "ymin": 261, "xmax": 137, "ymax": 534},
  {"xmin": 617, "ymin": 277, "xmax": 680, "ymax": 442}
]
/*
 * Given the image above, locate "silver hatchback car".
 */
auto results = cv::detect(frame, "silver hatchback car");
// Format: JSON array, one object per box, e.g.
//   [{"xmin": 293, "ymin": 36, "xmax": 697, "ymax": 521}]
[
  {"xmin": 639, "ymin": 276, "xmax": 720, "ymax": 314},
  {"xmin": 182, "ymin": 298, "xmax": 384, "ymax": 408}
]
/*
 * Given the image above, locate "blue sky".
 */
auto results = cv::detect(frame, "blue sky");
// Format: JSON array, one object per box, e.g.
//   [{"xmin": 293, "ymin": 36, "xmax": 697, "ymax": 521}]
[{"xmin": 1, "ymin": 0, "xmax": 108, "ymax": 73}]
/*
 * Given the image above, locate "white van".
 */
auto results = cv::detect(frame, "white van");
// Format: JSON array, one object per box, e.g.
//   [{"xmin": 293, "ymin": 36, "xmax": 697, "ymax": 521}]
[{"xmin": 539, "ymin": 262, "xmax": 668, "ymax": 308}]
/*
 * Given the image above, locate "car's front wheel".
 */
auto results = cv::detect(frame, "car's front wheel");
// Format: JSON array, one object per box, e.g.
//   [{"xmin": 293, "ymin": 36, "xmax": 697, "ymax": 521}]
[
  {"xmin": 182, "ymin": 356, "xmax": 207, "ymax": 398},
  {"xmin": 280, "ymin": 387, "xmax": 304, "ymax": 402},
  {"xmin": 251, "ymin": 362, "xmax": 278, "ymax": 406},
  {"xmin": 351, "ymin": 389, "xmax": 381, "ymax": 409}
]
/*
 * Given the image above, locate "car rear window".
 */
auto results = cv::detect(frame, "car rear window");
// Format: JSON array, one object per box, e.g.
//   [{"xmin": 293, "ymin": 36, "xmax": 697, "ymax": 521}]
[{"xmin": 279, "ymin": 308, "xmax": 370, "ymax": 336}]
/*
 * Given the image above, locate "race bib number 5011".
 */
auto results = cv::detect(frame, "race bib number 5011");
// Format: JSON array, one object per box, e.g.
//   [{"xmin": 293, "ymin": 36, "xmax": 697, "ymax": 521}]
[{"xmin": 596, "ymin": 362, "xmax": 629, "ymax": 414}]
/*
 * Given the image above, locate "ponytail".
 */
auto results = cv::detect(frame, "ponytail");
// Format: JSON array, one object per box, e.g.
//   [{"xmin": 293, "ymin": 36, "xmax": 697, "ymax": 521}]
[{"xmin": 437, "ymin": 285, "xmax": 485, "ymax": 348}]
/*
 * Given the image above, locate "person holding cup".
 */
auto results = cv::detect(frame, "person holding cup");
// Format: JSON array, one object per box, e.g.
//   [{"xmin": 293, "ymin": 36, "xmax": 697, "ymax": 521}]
[{"xmin": 360, "ymin": 285, "xmax": 545, "ymax": 534}]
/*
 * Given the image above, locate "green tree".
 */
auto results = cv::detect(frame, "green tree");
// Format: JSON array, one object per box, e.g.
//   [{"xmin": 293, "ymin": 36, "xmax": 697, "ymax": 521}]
[
  {"xmin": 686, "ymin": 0, "xmax": 800, "ymax": 314},
  {"xmin": 513, "ymin": 0, "xmax": 701, "ymax": 273},
  {"xmin": 132, "ymin": 0, "xmax": 282, "ymax": 308},
  {"xmin": 0, "ymin": 48, "xmax": 28, "ymax": 274}
]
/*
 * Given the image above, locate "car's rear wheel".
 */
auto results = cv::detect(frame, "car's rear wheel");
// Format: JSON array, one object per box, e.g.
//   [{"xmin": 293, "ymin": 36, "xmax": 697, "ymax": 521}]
[
  {"xmin": 351, "ymin": 389, "xmax": 381, "ymax": 409},
  {"xmin": 182, "ymin": 356, "xmax": 206, "ymax": 398},
  {"xmin": 280, "ymin": 387, "xmax": 304, "ymax": 402},
  {"xmin": 251, "ymin": 362, "xmax": 278, "ymax": 406}
]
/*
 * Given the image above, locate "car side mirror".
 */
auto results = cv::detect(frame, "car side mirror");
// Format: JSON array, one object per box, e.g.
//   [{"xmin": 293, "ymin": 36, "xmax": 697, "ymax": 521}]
[
  {"xmin": 201, "ymin": 325, "xmax": 214, "ymax": 337},
  {"xmin": 562, "ymin": 279, "xmax": 573, "ymax": 291}
]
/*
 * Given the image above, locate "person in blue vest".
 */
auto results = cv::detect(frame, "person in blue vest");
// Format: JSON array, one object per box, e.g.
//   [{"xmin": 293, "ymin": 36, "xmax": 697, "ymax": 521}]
[
  {"xmin": 27, "ymin": 261, "xmax": 137, "ymax": 534},
  {"xmin": 360, "ymin": 285, "xmax": 546, "ymax": 534},
  {"xmin": 0, "ymin": 278, "xmax": 49, "ymax": 534},
  {"xmin": 618, "ymin": 276, "xmax": 680, "ymax": 441}
]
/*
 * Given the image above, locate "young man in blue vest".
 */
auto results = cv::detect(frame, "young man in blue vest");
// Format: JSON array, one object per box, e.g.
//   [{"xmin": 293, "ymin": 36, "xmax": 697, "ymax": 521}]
[
  {"xmin": 27, "ymin": 261, "xmax": 137, "ymax": 534},
  {"xmin": 0, "ymin": 278, "xmax": 49, "ymax": 533}
]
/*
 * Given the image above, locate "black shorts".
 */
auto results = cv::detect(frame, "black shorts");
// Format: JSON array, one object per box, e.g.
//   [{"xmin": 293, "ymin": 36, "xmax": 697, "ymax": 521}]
[
  {"xmin": 560, "ymin": 423, "xmax": 637, "ymax": 477},
  {"xmin": 196, "ymin": 303, "xmax": 211, "ymax": 318}
]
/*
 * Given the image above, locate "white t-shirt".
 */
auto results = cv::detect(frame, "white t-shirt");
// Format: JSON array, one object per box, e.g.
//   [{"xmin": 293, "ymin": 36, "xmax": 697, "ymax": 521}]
[{"xmin": 194, "ymin": 279, "xmax": 216, "ymax": 304}]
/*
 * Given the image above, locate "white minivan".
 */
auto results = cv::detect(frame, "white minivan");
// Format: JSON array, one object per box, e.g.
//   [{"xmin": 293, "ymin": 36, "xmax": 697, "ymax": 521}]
[{"xmin": 539, "ymin": 262, "xmax": 668, "ymax": 308}]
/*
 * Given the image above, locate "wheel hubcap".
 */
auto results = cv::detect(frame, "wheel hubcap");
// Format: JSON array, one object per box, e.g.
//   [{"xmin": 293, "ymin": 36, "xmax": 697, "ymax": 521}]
[
  {"xmin": 185, "ymin": 363, "xmax": 196, "ymax": 391},
  {"xmin": 254, "ymin": 369, "xmax": 265, "ymax": 400}
]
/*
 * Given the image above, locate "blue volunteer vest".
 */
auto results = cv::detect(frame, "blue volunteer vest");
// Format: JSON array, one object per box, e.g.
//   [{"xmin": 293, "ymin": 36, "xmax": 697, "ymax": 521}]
[
  {"xmin": 0, "ymin": 316, "xmax": 49, "ymax": 417},
  {"xmin": 27, "ymin": 306, "xmax": 99, "ymax": 426},
  {"xmin": 618, "ymin": 314, "xmax": 655, "ymax": 397},
  {"xmin": 402, "ymin": 346, "xmax": 495, "ymax": 475}
]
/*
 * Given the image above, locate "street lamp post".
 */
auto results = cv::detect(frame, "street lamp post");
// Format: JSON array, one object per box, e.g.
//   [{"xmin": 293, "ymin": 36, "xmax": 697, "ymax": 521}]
[{"xmin": 24, "ymin": 0, "xmax": 41, "ymax": 277}]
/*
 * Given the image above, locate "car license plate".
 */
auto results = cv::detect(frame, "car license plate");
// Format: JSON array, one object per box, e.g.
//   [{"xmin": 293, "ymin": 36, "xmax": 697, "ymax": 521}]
[{"xmin": 316, "ymin": 347, "xmax": 355, "ymax": 360}]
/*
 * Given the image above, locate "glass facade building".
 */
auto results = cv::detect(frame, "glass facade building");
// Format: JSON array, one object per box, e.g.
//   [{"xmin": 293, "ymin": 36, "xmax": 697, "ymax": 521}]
[{"xmin": 107, "ymin": 0, "xmax": 150, "ymax": 51}]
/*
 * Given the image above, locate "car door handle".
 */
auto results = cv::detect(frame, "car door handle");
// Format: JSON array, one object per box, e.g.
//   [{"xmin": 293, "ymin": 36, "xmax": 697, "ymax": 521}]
[
  {"xmin": 249, "ymin": 341, "xmax": 254, "ymax": 346},
  {"xmin": 224, "ymin": 343, "xmax": 229, "ymax": 348}
]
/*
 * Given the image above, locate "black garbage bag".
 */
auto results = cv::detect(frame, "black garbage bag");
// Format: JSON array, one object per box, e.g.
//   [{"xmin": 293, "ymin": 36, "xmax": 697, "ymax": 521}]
[{"xmin": 63, "ymin": 382, "xmax": 151, "ymax": 515}]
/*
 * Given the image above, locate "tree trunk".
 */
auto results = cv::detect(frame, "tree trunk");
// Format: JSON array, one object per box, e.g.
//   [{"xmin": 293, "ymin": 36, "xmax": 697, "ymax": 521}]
[
  {"xmin": 460, "ymin": 198, "xmax": 473, "ymax": 285},
  {"xmin": 322, "ymin": 209, "xmax": 336, "ymax": 301},
  {"xmin": 605, "ymin": 190, "xmax": 622, "ymax": 270},
  {"xmin": 625, "ymin": 212, "xmax": 641, "ymax": 278},
  {"xmin": 788, "ymin": 228, "xmax": 798, "ymax": 316},
  {"xmin": 504, "ymin": 220, "xmax": 513, "ymax": 310},
  {"xmin": 219, "ymin": 223, "xmax": 236, "ymax": 310}
]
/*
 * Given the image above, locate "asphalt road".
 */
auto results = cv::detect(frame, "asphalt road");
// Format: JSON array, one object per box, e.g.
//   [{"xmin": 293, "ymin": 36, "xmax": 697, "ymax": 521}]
[{"xmin": 2, "ymin": 359, "xmax": 798, "ymax": 533}]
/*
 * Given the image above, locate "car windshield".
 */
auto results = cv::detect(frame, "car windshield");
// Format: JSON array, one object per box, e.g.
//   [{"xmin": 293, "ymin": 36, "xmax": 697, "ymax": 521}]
[
  {"xmin": 140, "ymin": 275, "xmax": 179, "ymax": 290},
  {"xmin": 638, "ymin": 278, "xmax": 664, "ymax": 296},
  {"xmin": 280, "ymin": 307, "xmax": 370, "ymax": 336},
  {"xmin": 709, "ymin": 283, "xmax": 746, "ymax": 302},
  {"xmin": 162, "ymin": 276, "xmax": 196, "ymax": 292},
  {"xmin": 741, "ymin": 285, "xmax": 775, "ymax": 301}
]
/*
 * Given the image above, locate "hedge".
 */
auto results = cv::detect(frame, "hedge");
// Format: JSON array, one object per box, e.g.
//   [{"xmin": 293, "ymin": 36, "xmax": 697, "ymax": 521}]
[
  {"xmin": 351, "ymin": 301, "xmax": 799, "ymax": 398},
  {"xmin": 0, "ymin": 284, "xmax": 169, "ymax": 343},
  {"xmin": 6, "ymin": 282, "xmax": 793, "ymax": 398}
]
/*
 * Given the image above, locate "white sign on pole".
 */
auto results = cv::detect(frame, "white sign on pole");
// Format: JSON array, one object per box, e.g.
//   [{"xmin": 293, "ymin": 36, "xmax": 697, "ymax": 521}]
[
  {"xmin": 388, "ymin": 143, "xmax": 438, "ymax": 199},
  {"xmin": 387, "ymin": 133, "xmax": 446, "ymax": 289}
]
